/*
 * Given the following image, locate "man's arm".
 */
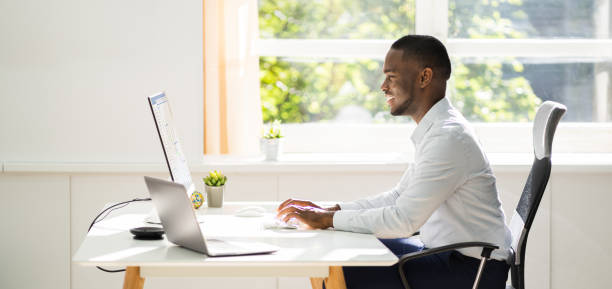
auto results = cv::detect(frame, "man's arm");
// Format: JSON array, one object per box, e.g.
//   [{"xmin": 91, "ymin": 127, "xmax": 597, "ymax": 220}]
[
  {"xmin": 276, "ymin": 165, "xmax": 412, "ymax": 221},
  {"xmin": 338, "ymin": 187, "xmax": 400, "ymax": 210},
  {"xmin": 333, "ymin": 131, "xmax": 469, "ymax": 237}
]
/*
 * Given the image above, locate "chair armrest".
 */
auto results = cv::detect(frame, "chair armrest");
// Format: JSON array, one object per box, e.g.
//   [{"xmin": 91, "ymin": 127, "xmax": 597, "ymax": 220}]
[
  {"xmin": 398, "ymin": 242, "xmax": 499, "ymax": 265},
  {"xmin": 397, "ymin": 242, "xmax": 499, "ymax": 289}
]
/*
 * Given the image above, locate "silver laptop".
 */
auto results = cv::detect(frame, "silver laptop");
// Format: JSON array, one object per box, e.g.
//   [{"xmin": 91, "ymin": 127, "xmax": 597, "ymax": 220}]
[{"xmin": 144, "ymin": 176, "xmax": 278, "ymax": 256}]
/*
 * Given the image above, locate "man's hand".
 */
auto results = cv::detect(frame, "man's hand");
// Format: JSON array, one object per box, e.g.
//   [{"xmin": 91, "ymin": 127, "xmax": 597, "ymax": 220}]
[
  {"xmin": 276, "ymin": 198, "xmax": 341, "ymax": 213},
  {"xmin": 276, "ymin": 199, "xmax": 340, "ymax": 229},
  {"xmin": 276, "ymin": 204, "xmax": 335, "ymax": 229}
]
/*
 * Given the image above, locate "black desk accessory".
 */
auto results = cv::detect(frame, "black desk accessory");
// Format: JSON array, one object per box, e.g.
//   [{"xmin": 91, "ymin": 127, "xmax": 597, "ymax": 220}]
[{"xmin": 130, "ymin": 226, "xmax": 165, "ymax": 240}]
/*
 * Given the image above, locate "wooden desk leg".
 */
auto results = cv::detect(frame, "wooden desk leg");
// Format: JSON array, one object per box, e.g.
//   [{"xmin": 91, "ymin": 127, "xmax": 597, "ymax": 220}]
[
  {"xmin": 310, "ymin": 266, "xmax": 347, "ymax": 289},
  {"xmin": 123, "ymin": 266, "xmax": 145, "ymax": 289},
  {"xmin": 310, "ymin": 277, "xmax": 325, "ymax": 289}
]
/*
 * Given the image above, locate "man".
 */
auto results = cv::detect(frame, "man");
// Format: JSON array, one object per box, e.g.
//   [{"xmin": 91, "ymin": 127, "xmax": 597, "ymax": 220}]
[{"xmin": 277, "ymin": 35, "xmax": 512, "ymax": 289}]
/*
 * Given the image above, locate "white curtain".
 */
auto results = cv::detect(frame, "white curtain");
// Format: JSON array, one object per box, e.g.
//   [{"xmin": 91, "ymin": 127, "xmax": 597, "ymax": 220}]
[{"xmin": 203, "ymin": 0, "xmax": 262, "ymax": 155}]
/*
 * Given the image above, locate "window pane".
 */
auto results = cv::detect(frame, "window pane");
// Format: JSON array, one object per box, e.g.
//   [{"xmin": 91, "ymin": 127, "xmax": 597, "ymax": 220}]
[
  {"xmin": 259, "ymin": 57, "xmax": 411, "ymax": 124},
  {"xmin": 449, "ymin": 0, "xmax": 611, "ymax": 39},
  {"xmin": 450, "ymin": 57, "xmax": 612, "ymax": 122},
  {"xmin": 258, "ymin": 0, "xmax": 415, "ymax": 39}
]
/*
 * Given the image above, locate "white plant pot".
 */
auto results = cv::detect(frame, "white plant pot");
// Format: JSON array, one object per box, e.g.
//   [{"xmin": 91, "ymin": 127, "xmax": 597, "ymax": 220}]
[
  {"xmin": 261, "ymin": 138, "xmax": 282, "ymax": 161},
  {"xmin": 205, "ymin": 185, "xmax": 224, "ymax": 208}
]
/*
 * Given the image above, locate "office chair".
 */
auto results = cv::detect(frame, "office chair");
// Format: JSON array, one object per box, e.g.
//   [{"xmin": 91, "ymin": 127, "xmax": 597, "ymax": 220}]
[{"xmin": 397, "ymin": 101, "xmax": 566, "ymax": 289}]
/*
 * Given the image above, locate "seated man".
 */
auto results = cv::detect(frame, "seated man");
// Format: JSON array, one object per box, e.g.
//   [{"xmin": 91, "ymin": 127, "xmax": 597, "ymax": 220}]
[{"xmin": 277, "ymin": 35, "xmax": 512, "ymax": 289}]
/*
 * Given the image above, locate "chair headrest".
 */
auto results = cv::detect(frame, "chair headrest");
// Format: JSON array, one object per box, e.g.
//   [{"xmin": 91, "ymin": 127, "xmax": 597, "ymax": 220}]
[{"xmin": 533, "ymin": 101, "xmax": 566, "ymax": 160}]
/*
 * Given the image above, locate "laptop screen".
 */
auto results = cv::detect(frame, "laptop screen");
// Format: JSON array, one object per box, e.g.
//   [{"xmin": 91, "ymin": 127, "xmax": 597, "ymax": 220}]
[{"xmin": 148, "ymin": 92, "xmax": 194, "ymax": 194}]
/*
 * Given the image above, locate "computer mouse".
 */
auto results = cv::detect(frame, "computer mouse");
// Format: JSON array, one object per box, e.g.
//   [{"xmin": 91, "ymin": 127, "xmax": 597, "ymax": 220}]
[
  {"xmin": 235, "ymin": 206, "xmax": 266, "ymax": 217},
  {"xmin": 262, "ymin": 218, "xmax": 299, "ymax": 230}
]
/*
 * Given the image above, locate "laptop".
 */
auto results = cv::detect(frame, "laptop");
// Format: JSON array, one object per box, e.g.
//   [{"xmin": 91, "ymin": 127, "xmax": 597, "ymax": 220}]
[{"xmin": 144, "ymin": 176, "xmax": 278, "ymax": 256}]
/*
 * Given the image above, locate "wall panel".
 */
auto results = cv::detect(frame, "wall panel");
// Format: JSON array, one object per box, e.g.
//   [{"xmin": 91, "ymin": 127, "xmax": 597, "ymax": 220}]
[
  {"xmin": 551, "ymin": 172, "xmax": 612, "ymax": 289},
  {"xmin": 0, "ymin": 175, "xmax": 70, "ymax": 289}
]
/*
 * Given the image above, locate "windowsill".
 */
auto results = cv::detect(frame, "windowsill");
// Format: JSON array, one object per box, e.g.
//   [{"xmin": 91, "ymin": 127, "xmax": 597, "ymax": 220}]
[
  {"xmin": 3, "ymin": 153, "xmax": 612, "ymax": 173},
  {"xmin": 277, "ymin": 123, "xmax": 612, "ymax": 155}
]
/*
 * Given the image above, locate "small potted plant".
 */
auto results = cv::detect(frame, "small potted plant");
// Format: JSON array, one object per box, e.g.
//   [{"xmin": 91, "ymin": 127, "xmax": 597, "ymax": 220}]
[
  {"xmin": 203, "ymin": 170, "xmax": 227, "ymax": 208},
  {"xmin": 261, "ymin": 119, "xmax": 283, "ymax": 161}
]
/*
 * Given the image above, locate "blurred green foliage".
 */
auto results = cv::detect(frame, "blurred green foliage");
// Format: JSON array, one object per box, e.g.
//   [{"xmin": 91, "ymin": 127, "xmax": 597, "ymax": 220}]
[
  {"xmin": 448, "ymin": 0, "xmax": 541, "ymax": 121},
  {"xmin": 259, "ymin": 0, "xmax": 414, "ymax": 39},
  {"xmin": 259, "ymin": 0, "xmax": 541, "ymax": 123},
  {"xmin": 449, "ymin": 0, "xmax": 531, "ymax": 39},
  {"xmin": 451, "ymin": 59, "xmax": 539, "ymax": 122}
]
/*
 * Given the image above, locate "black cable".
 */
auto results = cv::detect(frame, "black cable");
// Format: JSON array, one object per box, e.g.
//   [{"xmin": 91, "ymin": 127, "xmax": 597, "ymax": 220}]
[
  {"xmin": 93, "ymin": 203, "xmax": 129, "ymax": 226},
  {"xmin": 87, "ymin": 197, "xmax": 152, "ymax": 273}
]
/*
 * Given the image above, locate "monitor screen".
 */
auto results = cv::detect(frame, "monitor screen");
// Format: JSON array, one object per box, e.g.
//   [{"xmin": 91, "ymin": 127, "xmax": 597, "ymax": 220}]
[{"xmin": 148, "ymin": 92, "xmax": 194, "ymax": 194}]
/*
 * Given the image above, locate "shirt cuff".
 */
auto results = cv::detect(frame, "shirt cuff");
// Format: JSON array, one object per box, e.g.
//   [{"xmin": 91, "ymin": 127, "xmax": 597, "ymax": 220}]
[
  {"xmin": 332, "ymin": 209, "xmax": 359, "ymax": 231},
  {"xmin": 338, "ymin": 202, "xmax": 363, "ymax": 211}
]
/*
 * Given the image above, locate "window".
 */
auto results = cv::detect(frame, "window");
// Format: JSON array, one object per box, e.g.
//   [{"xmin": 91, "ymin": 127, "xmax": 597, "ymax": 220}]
[
  {"xmin": 259, "ymin": 0, "xmax": 415, "ymax": 125},
  {"xmin": 258, "ymin": 0, "xmax": 612, "ymax": 154}
]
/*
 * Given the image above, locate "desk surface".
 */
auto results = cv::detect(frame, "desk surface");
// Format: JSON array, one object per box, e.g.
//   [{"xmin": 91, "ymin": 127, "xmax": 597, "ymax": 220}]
[{"xmin": 73, "ymin": 202, "xmax": 397, "ymax": 277}]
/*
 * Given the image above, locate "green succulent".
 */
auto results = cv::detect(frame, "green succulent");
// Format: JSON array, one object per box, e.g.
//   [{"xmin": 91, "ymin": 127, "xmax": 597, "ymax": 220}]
[
  {"xmin": 263, "ymin": 119, "xmax": 283, "ymax": 139},
  {"xmin": 203, "ymin": 170, "xmax": 227, "ymax": 187}
]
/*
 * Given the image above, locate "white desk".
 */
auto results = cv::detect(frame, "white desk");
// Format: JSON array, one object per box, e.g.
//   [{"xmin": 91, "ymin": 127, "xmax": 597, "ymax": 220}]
[{"xmin": 73, "ymin": 202, "xmax": 398, "ymax": 289}]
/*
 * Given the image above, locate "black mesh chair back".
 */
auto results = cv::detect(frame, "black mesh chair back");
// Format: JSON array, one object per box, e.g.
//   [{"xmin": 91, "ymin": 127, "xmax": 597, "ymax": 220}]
[{"xmin": 507, "ymin": 101, "xmax": 566, "ymax": 289}]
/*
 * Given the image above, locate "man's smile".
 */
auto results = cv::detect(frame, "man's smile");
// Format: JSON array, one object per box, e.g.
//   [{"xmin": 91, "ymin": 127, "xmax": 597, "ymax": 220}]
[{"xmin": 386, "ymin": 95, "xmax": 395, "ymax": 105}]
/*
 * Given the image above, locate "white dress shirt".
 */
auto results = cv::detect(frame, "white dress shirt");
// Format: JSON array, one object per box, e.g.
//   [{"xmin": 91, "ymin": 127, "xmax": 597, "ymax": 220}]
[{"xmin": 333, "ymin": 97, "xmax": 512, "ymax": 261}]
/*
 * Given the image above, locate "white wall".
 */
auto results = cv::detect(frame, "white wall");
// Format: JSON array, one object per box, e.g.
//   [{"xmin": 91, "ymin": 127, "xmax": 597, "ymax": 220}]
[{"xmin": 0, "ymin": 0, "xmax": 203, "ymax": 163}]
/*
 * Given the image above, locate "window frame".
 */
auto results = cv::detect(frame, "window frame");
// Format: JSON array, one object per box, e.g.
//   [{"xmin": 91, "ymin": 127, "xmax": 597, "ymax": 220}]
[
  {"xmin": 257, "ymin": 0, "xmax": 612, "ymax": 154},
  {"xmin": 259, "ymin": 38, "xmax": 612, "ymax": 59}
]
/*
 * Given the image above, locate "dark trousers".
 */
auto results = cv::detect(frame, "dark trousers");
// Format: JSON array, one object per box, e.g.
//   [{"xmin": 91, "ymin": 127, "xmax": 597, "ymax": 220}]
[{"xmin": 341, "ymin": 237, "xmax": 510, "ymax": 289}]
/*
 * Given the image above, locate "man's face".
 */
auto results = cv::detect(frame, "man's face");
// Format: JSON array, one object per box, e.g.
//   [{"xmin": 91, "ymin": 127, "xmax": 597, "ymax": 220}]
[{"xmin": 380, "ymin": 49, "xmax": 420, "ymax": 116}]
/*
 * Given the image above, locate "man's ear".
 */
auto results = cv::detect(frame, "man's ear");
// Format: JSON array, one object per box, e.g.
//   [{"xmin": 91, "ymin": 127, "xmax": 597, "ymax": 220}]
[{"xmin": 419, "ymin": 67, "xmax": 433, "ymax": 88}]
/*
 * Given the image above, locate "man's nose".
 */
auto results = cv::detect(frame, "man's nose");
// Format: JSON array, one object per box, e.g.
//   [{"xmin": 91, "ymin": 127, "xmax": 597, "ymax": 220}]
[{"xmin": 380, "ymin": 80, "xmax": 388, "ymax": 93}]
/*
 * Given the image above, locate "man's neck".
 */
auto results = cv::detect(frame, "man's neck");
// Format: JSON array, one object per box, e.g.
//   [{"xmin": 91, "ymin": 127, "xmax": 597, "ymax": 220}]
[
  {"xmin": 411, "ymin": 105, "xmax": 431, "ymax": 124},
  {"xmin": 411, "ymin": 96, "xmax": 444, "ymax": 124}
]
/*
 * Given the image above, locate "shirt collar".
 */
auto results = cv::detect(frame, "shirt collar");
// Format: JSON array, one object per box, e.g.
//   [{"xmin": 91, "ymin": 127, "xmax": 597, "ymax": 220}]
[{"xmin": 410, "ymin": 97, "xmax": 452, "ymax": 146}]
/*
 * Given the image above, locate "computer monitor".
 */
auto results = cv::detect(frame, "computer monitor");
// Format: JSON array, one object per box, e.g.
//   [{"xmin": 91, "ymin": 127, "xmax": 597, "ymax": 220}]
[{"xmin": 147, "ymin": 92, "xmax": 195, "ymax": 196}]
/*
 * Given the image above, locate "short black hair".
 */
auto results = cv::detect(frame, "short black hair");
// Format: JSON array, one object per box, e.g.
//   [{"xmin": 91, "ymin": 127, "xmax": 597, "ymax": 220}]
[{"xmin": 390, "ymin": 35, "xmax": 451, "ymax": 80}]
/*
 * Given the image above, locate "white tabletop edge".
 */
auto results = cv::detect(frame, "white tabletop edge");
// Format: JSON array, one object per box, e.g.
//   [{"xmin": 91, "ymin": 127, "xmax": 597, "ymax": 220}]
[{"xmin": 74, "ymin": 260, "xmax": 398, "ymax": 267}]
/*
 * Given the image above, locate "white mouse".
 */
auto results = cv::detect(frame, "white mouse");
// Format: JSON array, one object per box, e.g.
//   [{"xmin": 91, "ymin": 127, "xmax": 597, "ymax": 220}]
[
  {"xmin": 234, "ymin": 206, "xmax": 266, "ymax": 217},
  {"xmin": 263, "ymin": 218, "xmax": 299, "ymax": 229}
]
